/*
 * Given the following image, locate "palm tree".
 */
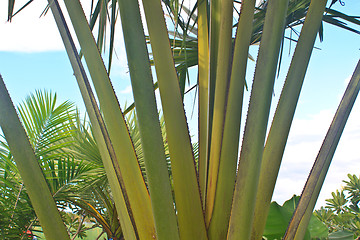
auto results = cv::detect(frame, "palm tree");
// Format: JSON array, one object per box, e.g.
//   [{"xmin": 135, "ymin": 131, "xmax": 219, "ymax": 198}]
[
  {"xmin": 2, "ymin": 0, "xmax": 360, "ymax": 239},
  {"xmin": 0, "ymin": 90, "xmax": 125, "ymax": 239},
  {"xmin": 0, "ymin": 89, "xmax": 171, "ymax": 240},
  {"xmin": 0, "ymin": 90, "xmax": 92, "ymax": 238}
]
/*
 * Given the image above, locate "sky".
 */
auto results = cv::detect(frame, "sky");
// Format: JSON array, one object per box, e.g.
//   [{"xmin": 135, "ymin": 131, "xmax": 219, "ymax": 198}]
[{"xmin": 0, "ymin": 0, "xmax": 360, "ymax": 209}]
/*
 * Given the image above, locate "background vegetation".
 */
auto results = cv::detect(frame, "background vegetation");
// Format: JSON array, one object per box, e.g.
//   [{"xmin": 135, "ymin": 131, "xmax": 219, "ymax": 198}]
[{"xmin": 315, "ymin": 174, "xmax": 360, "ymax": 239}]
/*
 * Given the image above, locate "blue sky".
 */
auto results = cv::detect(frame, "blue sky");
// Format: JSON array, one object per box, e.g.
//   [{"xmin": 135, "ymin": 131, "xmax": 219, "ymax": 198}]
[{"xmin": 1, "ymin": 0, "xmax": 360, "ymax": 208}]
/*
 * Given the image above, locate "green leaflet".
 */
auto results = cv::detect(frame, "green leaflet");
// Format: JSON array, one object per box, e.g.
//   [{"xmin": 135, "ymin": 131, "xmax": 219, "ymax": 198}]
[{"xmin": 0, "ymin": 76, "xmax": 70, "ymax": 240}]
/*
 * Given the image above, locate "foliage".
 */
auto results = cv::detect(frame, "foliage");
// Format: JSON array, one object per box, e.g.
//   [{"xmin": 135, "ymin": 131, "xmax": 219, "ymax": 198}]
[
  {"xmin": 315, "ymin": 174, "xmax": 360, "ymax": 238},
  {"xmin": 264, "ymin": 195, "xmax": 328, "ymax": 240},
  {"xmin": 0, "ymin": 89, "xmax": 172, "ymax": 239},
  {"xmin": 61, "ymin": 211, "xmax": 97, "ymax": 239},
  {"xmin": 2, "ymin": 0, "xmax": 360, "ymax": 239},
  {"xmin": 0, "ymin": 90, "xmax": 81, "ymax": 239},
  {"xmin": 0, "ymin": 90, "xmax": 125, "ymax": 239}
]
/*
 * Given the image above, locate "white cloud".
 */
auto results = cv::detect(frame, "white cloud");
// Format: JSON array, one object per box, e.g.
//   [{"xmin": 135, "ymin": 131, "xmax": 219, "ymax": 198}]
[
  {"xmin": 120, "ymin": 85, "xmax": 132, "ymax": 94},
  {"xmin": 273, "ymin": 92, "xmax": 360, "ymax": 208},
  {"xmin": 0, "ymin": 0, "xmax": 105, "ymax": 52},
  {"xmin": 0, "ymin": 0, "xmax": 65, "ymax": 52},
  {"xmin": 0, "ymin": 0, "xmax": 131, "ymax": 79}
]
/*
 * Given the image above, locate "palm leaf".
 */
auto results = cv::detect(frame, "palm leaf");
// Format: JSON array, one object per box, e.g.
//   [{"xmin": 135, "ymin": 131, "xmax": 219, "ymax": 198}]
[
  {"xmin": 284, "ymin": 59, "xmax": 360, "ymax": 240},
  {"xmin": 252, "ymin": 1, "xmax": 329, "ymax": 238},
  {"xmin": 0, "ymin": 76, "xmax": 70, "ymax": 239}
]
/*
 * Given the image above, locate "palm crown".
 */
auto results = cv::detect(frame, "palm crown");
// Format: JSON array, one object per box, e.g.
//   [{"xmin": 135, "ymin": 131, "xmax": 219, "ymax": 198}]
[{"xmin": 1, "ymin": 0, "xmax": 360, "ymax": 239}]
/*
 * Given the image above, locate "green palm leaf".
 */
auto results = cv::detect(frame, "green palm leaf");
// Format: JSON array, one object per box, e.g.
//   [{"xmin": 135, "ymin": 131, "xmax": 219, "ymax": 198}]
[{"xmin": 0, "ymin": 77, "xmax": 70, "ymax": 239}]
